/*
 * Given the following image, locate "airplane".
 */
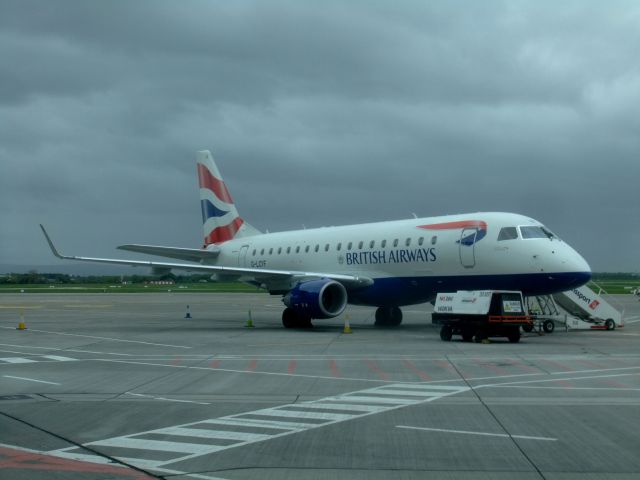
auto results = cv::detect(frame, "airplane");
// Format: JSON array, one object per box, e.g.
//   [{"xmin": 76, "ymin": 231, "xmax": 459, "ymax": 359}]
[{"xmin": 41, "ymin": 150, "xmax": 592, "ymax": 328}]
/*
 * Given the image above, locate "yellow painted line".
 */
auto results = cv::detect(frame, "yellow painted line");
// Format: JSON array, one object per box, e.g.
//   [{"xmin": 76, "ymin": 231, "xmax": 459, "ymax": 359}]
[
  {"xmin": 0, "ymin": 305, "xmax": 44, "ymax": 309},
  {"xmin": 63, "ymin": 304, "xmax": 113, "ymax": 308}
]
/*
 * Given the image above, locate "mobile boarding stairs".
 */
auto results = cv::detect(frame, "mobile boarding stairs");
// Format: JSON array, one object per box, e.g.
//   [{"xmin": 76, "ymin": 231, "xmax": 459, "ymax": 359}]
[{"xmin": 525, "ymin": 284, "xmax": 624, "ymax": 333}]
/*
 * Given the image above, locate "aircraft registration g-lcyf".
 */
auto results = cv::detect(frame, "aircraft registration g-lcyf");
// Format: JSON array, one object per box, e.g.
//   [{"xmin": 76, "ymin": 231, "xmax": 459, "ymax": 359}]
[{"xmin": 41, "ymin": 150, "xmax": 592, "ymax": 328}]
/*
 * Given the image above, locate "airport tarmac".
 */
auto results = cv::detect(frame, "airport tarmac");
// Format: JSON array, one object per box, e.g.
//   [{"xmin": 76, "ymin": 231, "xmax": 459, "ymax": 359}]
[{"xmin": 1, "ymin": 292, "xmax": 639, "ymax": 480}]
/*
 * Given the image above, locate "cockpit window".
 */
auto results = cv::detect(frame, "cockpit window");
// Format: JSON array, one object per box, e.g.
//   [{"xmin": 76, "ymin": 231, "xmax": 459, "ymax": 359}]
[
  {"xmin": 519, "ymin": 226, "xmax": 556, "ymax": 240},
  {"xmin": 497, "ymin": 227, "xmax": 518, "ymax": 241}
]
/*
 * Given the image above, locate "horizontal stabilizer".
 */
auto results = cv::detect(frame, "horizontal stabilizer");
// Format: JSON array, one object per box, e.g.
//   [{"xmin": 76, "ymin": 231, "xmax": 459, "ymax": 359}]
[{"xmin": 117, "ymin": 244, "xmax": 220, "ymax": 262}]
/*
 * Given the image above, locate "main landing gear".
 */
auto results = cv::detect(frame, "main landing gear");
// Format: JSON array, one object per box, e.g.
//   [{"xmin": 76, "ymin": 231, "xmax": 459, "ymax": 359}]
[
  {"xmin": 282, "ymin": 307, "xmax": 313, "ymax": 329},
  {"xmin": 374, "ymin": 306, "xmax": 403, "ymax": 327}
]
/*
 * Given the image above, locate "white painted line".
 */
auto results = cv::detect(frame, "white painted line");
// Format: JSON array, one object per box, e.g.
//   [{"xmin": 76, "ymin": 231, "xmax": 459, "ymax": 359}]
[
  {"xmin": 3, "ymin": 375, "xmax": 60, "ymax": 385},
  {"xmin": 488, "ymin": 385, "xmax": 640, "ymax": 392},
  {"xmin": 331, "ymin": 395, "xmax": 418, "ymax": 405},
  {"xmin": 368, "ymin": 389, "xmax": 447, "ymax": 397},
  {"xmin": 48, "ymin": 449, "xmax": 117, "ymax": 465},
  {"xmin": 479, "ymin": 372, "xmax": 640, "ymax": 389},
  {"xmin": 98, "ymin": 358, "xmax": 401, "ymax": 384},
  {"xmin": 125, "ymin": 392, "xmax": 210, "ymax": 405},
  {"xmin": 41, "ymin": 355, "xmax": 76, "ymax": 361},
  {"xmin": 550, "ymin": 365, "xmax": 640, "ymax": 375},
  {"xmin": 303, "ymin": 402, "xmax": 386, "ymax": 412},
  {"xmin": 383, "ymin": 384, "xmax": 470, "ymax": 391},
  {"xmin": 0, "ymin": 326, "xmax": 191, "ymax": 349},
  {"xmin": 158, "ymin": 426, "xmax": 270, "ymax": 442},
  {"xmin": 107, "ymin": 457, "xmax": 167, "ymax": 469},
  {"xmin": 214, "ymin": 417, "xmax": 316, "ymax": 429},
  {"xmin": 89, "ymin": 437, "xmax": 218, "ymax": 454},
  {"xmin": 253, "ymin": 408, "xmax": 354, "ymax": 421},
  {"xmin": 397, "ymin": 425, "xmax": 557, "ymax": 441},
  {"xmin": 0, "ymin": 357, "xmax": 37, "ymax": 364},
  {"xmin": 200, "ymin": 418, "xmax": 303, "ymax": 430}
]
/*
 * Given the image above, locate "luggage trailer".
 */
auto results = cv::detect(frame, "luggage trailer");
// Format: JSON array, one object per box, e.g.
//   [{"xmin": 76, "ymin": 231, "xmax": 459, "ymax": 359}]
[{"xmin": 431, "ymin": 290, "xmax": 532, "ymax": 343}]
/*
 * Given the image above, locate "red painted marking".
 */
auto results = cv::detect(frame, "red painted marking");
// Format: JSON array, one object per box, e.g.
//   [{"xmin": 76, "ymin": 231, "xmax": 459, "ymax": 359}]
[
  {"xmin": 329, "ymin": 359, "xmax": 341, "ymax": 378},
  {"xmin": 418, "ymin": 220, "xmax": 487, "ymax": 230},
  {"xmin": 365, "ymin": 359, "xmax": 388, "ymax": 381},
  {"xmin": 246, "ymin": 359, "xmax": 258, "ymax": 371},
  {"xmin": 542, "ymin": 359, "xmax": 575, "ymax": 373},
  {"xmin": 204, "ymin": 217, "xmax": 244, "ymax": 245},
  {"xmin": 402, "ymin": 360, "xmax": 432, "ymax": 381},
  {"xmin": 209, "ymin": 359, "xmax": 221, "ymax": 368},
  {"xmin": 287, "ymin": 359, "xmax": 297, "ymax": 374},
  {"xmin": 171, "ymin": 357, "xmax": 181, "ymax": 366},
  {"xmin": 197, "ymin": 163, "xmax": 233, "ymax": 204},
  {"xmin": 0, "ymin": 446, "xmax": 152, "ymax": 478}
]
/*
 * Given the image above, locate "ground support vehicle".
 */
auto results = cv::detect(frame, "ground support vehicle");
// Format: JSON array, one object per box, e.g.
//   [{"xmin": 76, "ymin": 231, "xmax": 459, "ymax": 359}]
[{"xmin": 431, "ymin": 290, "xmax": 532, "ymax": 343}]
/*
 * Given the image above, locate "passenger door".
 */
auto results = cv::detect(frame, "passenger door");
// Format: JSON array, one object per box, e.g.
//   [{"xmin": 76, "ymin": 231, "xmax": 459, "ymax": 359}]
[{"xmin": 459, "ymin": 228, "xmax": 477, "ymax": 268}]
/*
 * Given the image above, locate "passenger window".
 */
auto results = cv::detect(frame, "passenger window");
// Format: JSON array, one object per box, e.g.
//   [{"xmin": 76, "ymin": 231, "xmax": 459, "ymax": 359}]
[
  {"xmin": 431, "ymin": 236, "xmax": 437, "ymax": 245},
  {"xmin": 252, "ymin": 249, "xmax": 256, "ymax": 256},
  {"xmin": 325, "ymin": 244, "xmax": 330, "ymax": 252},
  {"xmin": 358, "ymin": 241, "xmax": 363, "ymax": 249},
  {"xmin": 393, "ymin": 239, "xmax": 399, "ymax": 247},
  {"xmin": 337, "ymin": 242, "xmax": 342, "ymax": 251},
  {"xmin": 369, "ymin": 240, "xmax": 375, "ymax": 248},
  {"xmin": 498, "ymin": 227, "xmax": 519, "ymax": 241},
  {"xmin": 286, "ymin": 246, "xmax": 291, "ymax": 254},
  {"xmin": 269, "ymin": 248, "xmax": 273, "ymax": 255},
  {"xmin": 418, "ymin": 237, "xmax": 424, "ymax": 246},
  {"xmin": 381, "ymin": 239, "xmax": 387, "ymax": 248},
  {"xmin": 295, "ymin": 246, "xmax": 300, "ymax": 253},
  {"xmin": 260, "ymin": 248, "xmax": 265, "ymax": 255},
  {"xmin": 405, "ymin": 237, "xmax": 411, "ymax": 246},
  {"xmin": 347, "ymin": 242, "xmax": 353, "ymax": 250},
  {"xmin": 277, "ymin": 247, "xmax": 282, "ymax": 255},
  {"xmin": 305, "ymin": 245, "xmax": 310, "ymax": 253},
  {"xmin": 315, "ymin": 244, "xmax": 319, "ymax": 252}
]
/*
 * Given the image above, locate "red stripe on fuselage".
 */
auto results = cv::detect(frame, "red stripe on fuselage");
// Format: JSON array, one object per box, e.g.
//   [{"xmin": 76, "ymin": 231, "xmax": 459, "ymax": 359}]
[
  {"xmin": 197, "ymin": 163, "xmax": 234, "ymax": 204},
  {"xmin": 204, "ymin": 217, "xmax": 244, "ymax": 245},
  {"xmin": 418, "ymin": 220, "xmax": 487, "ymax": 230}
]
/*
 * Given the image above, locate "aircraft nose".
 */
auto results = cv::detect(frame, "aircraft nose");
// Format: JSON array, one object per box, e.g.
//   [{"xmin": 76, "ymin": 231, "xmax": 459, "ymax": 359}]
[{"xmin": 562, "ymin": 245, "xmax": 592, "ymax": 287}]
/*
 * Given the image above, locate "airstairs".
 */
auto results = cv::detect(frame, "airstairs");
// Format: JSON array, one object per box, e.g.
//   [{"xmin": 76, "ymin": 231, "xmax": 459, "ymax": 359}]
[{"xmin": 525, "ymin": 284, "xmax": 624, "ymax": 332}]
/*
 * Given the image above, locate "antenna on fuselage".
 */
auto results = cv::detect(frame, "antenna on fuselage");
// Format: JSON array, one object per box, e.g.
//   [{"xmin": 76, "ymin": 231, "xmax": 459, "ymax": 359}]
[{"xmin": 411, "ymin": 213, "xmax": 418, "ymax": 219}]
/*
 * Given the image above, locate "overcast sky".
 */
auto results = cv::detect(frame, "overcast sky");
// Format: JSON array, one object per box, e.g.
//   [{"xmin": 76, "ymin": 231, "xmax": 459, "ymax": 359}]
[{"xmin": 1, "ymin": 0, "xmax": 639, "ymax": 272}]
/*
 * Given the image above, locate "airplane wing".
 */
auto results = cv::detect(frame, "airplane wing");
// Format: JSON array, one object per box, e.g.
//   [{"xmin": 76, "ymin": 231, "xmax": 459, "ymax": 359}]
[
  {"xmin": 117, "ymin": 244, "xmax": 220, "ymax": 262},
  {"xmin": 40, "ymin": 225, "xmax": 373, "ymax": 289}
]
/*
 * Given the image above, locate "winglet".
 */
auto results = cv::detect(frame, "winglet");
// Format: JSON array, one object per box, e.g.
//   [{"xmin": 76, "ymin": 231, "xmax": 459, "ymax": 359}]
[{"xmin": 40, "ymin": 224, "xmax": 66, "ymax": 259}]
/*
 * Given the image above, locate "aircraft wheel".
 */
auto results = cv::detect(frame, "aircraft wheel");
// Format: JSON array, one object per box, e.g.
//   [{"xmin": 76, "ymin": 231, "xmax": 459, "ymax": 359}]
[
  {"xmin": 440, "ymin": 326, "xmax": 453, "ymax": 342},
  {"xmin": 605, "ymin": 319, "xmax": 615, "ymax": 331},
  {"xmin": 390, "ymin": 306, "xmax": 403, "ymax": 326},
  {"xmin": 543, "ymin": 320, "xmax": 555, "ymax": 333},
  {"xmin": 375, "ymin": 307, "xmax": 403, "ymax": 327},
  {"xmin": 282, "ymin": 308, "xmax": 312, "ymax": 328},
  {"xmin": 282, "ymin": 308, "xmax": 298, "ymax": 328},
  {"xmin": 522, "ymin": 324, "xmax": 533, "ymax": 333}
]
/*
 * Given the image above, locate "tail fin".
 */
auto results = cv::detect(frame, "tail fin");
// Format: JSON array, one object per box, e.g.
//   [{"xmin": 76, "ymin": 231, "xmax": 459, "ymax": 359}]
[{"xmin": 196, "ymin": 150, "xmax": 261, "ymax": 246}]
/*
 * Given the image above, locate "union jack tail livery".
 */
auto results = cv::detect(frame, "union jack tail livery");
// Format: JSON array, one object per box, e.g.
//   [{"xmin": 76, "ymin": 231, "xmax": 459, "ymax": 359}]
[{"xmin": 196, "ymin": 150, "xmax": 261, "ymax": 245}]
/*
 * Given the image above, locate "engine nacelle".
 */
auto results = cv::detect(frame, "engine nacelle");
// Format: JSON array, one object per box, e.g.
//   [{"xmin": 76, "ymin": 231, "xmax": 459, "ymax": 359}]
[{"xmin": 283, "ymin": 279, "xmax": 348, "ymax": 319}]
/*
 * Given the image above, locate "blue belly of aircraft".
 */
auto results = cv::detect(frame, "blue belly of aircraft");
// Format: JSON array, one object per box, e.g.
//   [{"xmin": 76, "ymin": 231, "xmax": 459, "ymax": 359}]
[{"xmin": 348, "ymin": 271, "xmax": 592, "ymax": 307}]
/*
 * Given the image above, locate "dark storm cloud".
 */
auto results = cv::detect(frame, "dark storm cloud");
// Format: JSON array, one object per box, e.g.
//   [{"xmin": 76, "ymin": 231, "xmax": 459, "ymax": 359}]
[{"xmin": 1, "ymin": 0, "xmax": 639, "ymax": 271}]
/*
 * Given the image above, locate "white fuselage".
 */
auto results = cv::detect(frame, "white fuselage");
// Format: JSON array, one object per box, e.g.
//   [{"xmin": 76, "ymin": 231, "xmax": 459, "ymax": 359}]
[{"xmin": 208, "ymin": 212, "xmax": 591, "ymax": 307}]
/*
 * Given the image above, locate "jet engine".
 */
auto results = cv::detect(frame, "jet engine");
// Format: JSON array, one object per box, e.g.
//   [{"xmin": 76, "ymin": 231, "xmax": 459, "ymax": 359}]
[{"xmin": 283, "ymin": 279, "xmax": 348, "ymax": 319}]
